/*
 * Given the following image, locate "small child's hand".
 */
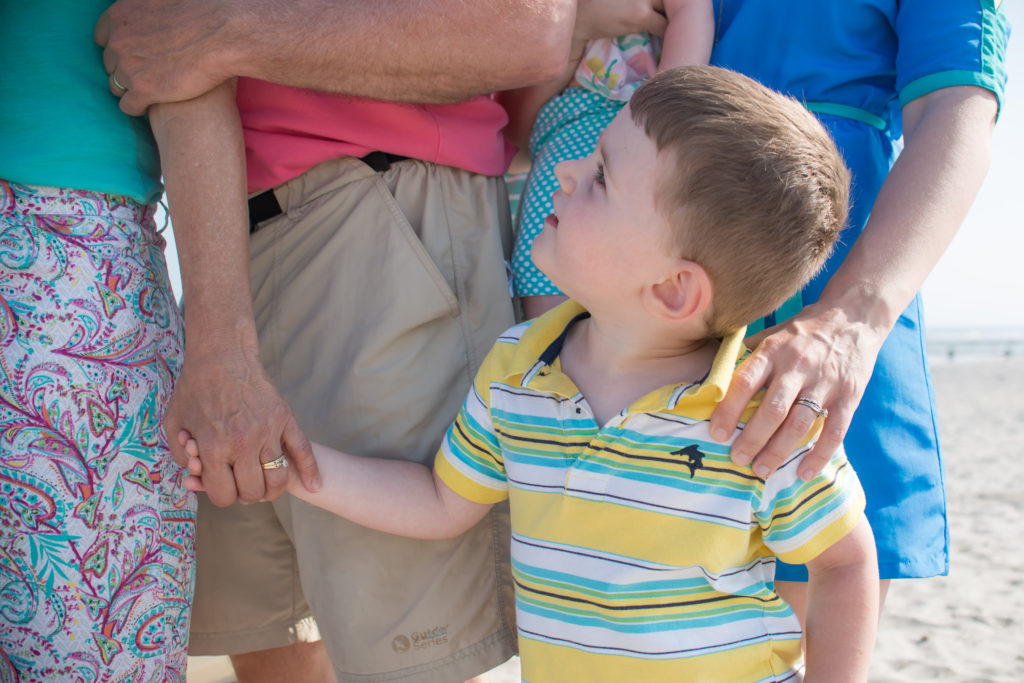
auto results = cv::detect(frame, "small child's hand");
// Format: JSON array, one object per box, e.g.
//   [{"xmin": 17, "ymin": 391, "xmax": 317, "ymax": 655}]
[{"xmin": 177, "ymin": 429, "xmax": 206, "ymax": 492}]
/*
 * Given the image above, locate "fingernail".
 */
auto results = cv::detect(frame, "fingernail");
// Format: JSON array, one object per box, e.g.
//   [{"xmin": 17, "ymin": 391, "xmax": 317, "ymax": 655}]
[
  {"xmin": 312, "ymin": 476, "xmax": 323, "ymax": 492},
  {"xmin": 753, "ymin": 464, "xmax": 769, "ymax": 479},
  {"xmin": 712, "ymin": 427, "xmax": 729, "ymax": 442},
  {"xmin": 798, "ymin": 468, "xmax": 814, "ymax": 482},
  {"xmin": 732, "ymin": 452, "xmax": 750, "ymax": 466}
]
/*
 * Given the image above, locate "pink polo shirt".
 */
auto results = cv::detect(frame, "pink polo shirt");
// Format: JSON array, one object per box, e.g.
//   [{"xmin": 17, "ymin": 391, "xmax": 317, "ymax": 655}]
[{"xmin": 238, "ymin": 79, "xmax": 516, "ymax": 193}]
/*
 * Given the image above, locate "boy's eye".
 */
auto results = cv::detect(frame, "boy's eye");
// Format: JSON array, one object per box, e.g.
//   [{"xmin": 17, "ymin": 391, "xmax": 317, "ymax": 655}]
[{"xmin": 593, "ymin": 162, "xmax": 606, "ymax": 187}]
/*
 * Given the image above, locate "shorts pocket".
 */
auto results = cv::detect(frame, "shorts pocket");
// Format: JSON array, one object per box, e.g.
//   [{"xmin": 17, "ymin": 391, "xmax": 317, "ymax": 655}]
[
  {"xmin": 248, "ymin": 169, "xmax": 471, "ymax": 454},
  {"xmin": 369, "ymin": 175, "xmax": 460, "ymax": 319}
]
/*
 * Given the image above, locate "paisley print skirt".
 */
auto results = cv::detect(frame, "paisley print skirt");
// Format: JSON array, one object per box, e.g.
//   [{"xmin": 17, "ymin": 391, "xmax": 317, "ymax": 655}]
[{"xmin": 0, "ymin": 182, "xmax": 193, "ymax": 682}]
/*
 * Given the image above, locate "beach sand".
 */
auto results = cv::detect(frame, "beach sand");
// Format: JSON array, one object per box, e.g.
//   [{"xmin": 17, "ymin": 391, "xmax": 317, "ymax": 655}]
[
  {"xmin": 869, "ymin": 358, "xmax": 1024, "ymax": 681},
  {"xmin": 187, "ymin": 358, "xmax": 1024, "ymax": 682}
]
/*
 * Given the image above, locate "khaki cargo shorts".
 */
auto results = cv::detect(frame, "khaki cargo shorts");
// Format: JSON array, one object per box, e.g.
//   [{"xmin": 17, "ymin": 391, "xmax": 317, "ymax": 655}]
[{"xmin": 187, "ymin": 156, "xmax": 518, "ymax": 682}]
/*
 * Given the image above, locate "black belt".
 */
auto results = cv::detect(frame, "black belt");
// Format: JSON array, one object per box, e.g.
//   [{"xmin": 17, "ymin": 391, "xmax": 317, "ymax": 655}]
[{"xmin": 248, "ymin": 151, "xmax": 409, "ymax": 231}]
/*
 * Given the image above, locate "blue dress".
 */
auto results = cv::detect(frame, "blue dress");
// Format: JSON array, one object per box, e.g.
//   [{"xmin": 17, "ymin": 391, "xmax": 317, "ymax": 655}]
[{"xmin": 711, "ymin": 0, "xmax": 1009, "ymax": 580}]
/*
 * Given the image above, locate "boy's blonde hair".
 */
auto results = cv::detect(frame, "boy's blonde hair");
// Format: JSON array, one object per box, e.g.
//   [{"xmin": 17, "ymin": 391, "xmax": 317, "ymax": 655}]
[{"xmin": 630, "ymin": 66, "xmax": 850, "ymax": 336}]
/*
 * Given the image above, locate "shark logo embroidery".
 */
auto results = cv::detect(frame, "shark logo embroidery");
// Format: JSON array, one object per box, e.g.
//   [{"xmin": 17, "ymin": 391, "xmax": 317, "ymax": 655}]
[{"xmin": 672, "ymin": 444, "xmax": 705, "ymax": 477}]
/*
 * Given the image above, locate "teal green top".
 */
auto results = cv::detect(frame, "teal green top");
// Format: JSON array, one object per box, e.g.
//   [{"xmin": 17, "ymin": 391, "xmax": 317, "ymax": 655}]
[{"xmin": 0, "ymin": 2, "xmax": 162, "ymax": 204}]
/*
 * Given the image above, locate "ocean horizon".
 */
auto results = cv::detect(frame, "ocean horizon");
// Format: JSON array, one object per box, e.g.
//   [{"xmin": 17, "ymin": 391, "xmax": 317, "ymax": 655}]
[{"xmin": 926, "ymin": 325, "xmax": 1024, "ymax": 362}]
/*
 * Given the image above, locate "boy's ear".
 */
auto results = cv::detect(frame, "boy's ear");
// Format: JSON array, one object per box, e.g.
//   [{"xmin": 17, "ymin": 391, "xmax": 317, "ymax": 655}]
[{"xmin": 646, "ymin": 259, "xmax": 713, "ymax": 322}]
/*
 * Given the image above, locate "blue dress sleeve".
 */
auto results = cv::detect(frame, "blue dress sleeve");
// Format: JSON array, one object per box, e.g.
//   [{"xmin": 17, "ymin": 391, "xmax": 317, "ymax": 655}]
[{"xmin": 896, "ymin": 0, "xmax": 1010, "ymax": 112}]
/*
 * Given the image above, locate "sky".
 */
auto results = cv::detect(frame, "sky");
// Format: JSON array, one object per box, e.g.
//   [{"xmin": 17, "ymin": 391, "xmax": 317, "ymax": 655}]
[
  {"xmin": 160, "ymin": 6, "xmax": 1022, "ymax": 332},
  {"xmin": 920, "ymin": 1, "xmax": 1023, "ymax": 330}
]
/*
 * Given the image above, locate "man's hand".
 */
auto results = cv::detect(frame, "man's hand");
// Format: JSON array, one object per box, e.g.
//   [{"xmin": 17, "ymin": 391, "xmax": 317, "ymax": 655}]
[
  {"xmin": 97, "ymin": 0, "xmax": 576, "ymax": 114},
  {"xmin": 165, "ymin": 348, "xmax": 321, "ymax": 506},
  {"xmin": 95, "ymin": 0, "xmax": 237, "ymax": 114},
  {"xmin": 709, "ymin": 303, "xmax": 884, "ymax": 481}
]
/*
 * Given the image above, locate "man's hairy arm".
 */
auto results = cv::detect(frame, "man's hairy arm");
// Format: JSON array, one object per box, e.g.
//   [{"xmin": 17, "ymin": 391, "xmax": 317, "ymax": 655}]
[{"xmin": 97, "ymin": 0, "xmax": 575, "ymax": 115}]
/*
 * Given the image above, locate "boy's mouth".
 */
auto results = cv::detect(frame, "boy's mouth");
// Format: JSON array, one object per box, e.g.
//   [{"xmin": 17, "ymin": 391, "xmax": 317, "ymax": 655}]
[{"xmin": 545, "ymin": 214, "xmax": 559, "ymax": 230}]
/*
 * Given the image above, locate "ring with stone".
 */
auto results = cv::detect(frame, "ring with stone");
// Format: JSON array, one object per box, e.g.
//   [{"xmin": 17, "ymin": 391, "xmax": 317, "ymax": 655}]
[
  {"xmin": 793, "ymin": 396, "xmax": 828, "ymax": 419},
  {"xmin": 260, "ymin": 454, "xmax": 288, "ymax": 470}
]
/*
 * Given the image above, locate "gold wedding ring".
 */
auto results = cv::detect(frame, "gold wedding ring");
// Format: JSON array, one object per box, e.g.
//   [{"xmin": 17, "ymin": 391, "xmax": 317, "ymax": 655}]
[{"xmin": 260, "ymin": 454, "xmax": 288, "ymax": 470}]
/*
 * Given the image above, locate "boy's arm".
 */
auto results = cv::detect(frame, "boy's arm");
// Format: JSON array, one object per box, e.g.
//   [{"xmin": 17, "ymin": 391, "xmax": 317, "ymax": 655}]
[
  {"xmin": 802, "ymin": 517, "xmax": 879, "ymax": 683},
  {"xmin": 149, "ymin": 82, "xmax": 320, "ymax": 507},
  {"xmin": 289, "ymin": 443, "xmax": 494, "ymax": 540},
  {"xmin": 658, "ymin": 0, "xmax": 714, "ymax": 69}
]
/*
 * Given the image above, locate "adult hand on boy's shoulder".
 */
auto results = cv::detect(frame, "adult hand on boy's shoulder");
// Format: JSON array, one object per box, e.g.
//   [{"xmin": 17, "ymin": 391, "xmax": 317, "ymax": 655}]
[{"xmin": 709, "ymin": 304, "xmax": 884, "ymax": 481}]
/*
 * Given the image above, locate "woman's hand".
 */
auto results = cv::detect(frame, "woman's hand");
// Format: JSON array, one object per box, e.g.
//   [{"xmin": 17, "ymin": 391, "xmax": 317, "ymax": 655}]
[
  {"xmin": 712, "ymin": 86, "xmax": 999, "ymax": 482},
  {"xmin": 148, "ymin": 81, "xmax": 321, "ymax": 506},
  {"xmin": 709, "ymin": 301, "xmax": 887, "ymax": 481},
  {"xmin": 164, "ymin": 345, "xmax": 320, "ymax": 506}
]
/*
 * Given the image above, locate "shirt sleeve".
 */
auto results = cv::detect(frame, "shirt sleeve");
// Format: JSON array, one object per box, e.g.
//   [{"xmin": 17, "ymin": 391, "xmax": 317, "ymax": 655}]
[
  {"xmin": 754, "ymin": 442, "xmax": 866, "ymax": 566},
  {"xmin": 896, "ymin": 0, "xmax": 1010, "ymax": 112},
  {"xmin": 434, "ymin": 343, "xmax": 512, "ymax": 504}
]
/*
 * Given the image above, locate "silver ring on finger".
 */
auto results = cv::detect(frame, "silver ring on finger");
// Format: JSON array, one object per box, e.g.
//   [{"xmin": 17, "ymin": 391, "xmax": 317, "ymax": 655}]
[
  {"xmin": 112, "ymin": 74, "xmax": 128, "ymax": 94},
  {"xmin": 260, "ymin": 454, "xmax": 288, "ymax": 471},
  {"xmin": 793, "ymin": 396, "xmax": 828, "ymax": 419}
]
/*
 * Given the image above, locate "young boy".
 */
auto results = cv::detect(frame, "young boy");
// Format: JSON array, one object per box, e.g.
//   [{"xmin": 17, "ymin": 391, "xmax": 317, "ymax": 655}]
[{"xmin": 185, "ymin": 66, "xmax": 878, "ymax": 682}]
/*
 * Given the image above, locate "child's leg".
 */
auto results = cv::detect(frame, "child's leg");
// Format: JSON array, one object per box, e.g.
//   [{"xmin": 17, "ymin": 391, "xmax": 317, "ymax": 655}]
[{"xmin": 512, "ymin": 87, "xmax": 624, "ymax": 309}]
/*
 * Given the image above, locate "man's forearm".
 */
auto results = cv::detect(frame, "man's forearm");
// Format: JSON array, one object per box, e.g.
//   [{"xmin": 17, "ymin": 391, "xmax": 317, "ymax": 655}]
[
  {"xmin": 100, "ymin": 0, "xmax": 575, "ymax": 113},
  {"xmin": 242, "ymin": 0, "xmax": 575, "ymax": 100}
]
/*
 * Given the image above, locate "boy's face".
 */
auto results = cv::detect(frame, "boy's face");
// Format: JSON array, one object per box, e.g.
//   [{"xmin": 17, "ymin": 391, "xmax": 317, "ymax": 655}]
[{"xmin": 532, "ymin": 107, "xmax": 677, "ymax": 311}]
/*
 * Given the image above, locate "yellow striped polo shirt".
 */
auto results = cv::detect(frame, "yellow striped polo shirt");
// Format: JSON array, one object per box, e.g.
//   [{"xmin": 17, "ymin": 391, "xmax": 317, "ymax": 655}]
[{"xmin": 435, "ymin": 301, "xmax": 865, "ymax": 683}]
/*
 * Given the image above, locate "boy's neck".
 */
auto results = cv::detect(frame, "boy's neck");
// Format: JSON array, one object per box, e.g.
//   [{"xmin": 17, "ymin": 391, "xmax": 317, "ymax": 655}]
[{"xmin": 559, "ymin": 312, "xmax": 718, "ymax": 425}]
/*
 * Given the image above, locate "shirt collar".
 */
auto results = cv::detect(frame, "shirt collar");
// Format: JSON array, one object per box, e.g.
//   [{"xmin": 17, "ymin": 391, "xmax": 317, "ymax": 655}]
[
  {"xmin": 509, "ymin": 300, "xmax": 748, "ymax": 416},
  {"xmin": 634, "ymin": 325, "xmax": 747, "ymax": 419}
]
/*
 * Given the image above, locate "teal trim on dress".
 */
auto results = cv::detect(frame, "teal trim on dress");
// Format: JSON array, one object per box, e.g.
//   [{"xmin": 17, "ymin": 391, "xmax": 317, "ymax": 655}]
[
  {"xmin": 772, "ymin": 289, "xmax": 806, "ymax": 327},
  {"xmin": 746, "ymin": 317, "xmax": 765, "ymax": 336},
  {"xmin": 804, "ymin": 102, "xmax": 887, "ymax": 130},
  {"xmin": 898, "ymin": 70, "xmax": 1004, "ymax": 114},
  {"xmin": 746, "ymin": 288, "xmax": 805, "ymax": 336},
  {"xmin": 981, "ymin": 0, "xmax": 1011, "ymax": 119},
  {"xmin": 898, "ymin": 2, "xmax": 1008, "ymax": 117}
]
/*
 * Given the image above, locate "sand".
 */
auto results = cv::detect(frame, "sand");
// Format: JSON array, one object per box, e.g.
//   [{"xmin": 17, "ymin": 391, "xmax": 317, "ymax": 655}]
[
  {"xmin": 187, "ymin": 358, "xmax": 1024, "ymax": 682},
  {"xmin": 868, "ymin": 359, "xmax": 1024, "ymax": 681}
]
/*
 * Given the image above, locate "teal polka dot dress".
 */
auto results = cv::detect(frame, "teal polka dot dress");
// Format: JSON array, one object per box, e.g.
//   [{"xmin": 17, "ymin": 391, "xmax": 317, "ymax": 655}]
[{"xmin": 512, "ymin": 87, "xmax": 625, "ymax": 297}]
